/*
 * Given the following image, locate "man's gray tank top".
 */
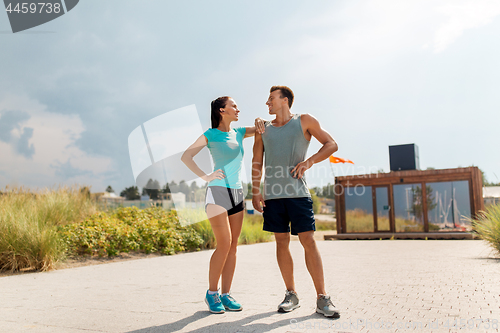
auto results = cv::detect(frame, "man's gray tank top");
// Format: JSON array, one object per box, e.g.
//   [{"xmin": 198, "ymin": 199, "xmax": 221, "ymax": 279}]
[{"xmin": 262, "ymin": 114, "xmax": 311, "ymax": 200}]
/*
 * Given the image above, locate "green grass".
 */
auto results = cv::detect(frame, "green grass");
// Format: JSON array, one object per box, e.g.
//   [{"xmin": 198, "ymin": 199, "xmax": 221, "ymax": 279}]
[
  {"xmin": 239, "ymin": 214, "xmax": 272, "ymax": 244},
  {"xmin": 316, "ymin": 221, "xmax": 336, "ymax": 231},
  {"xmin": 0, "ymin": 187, "xmax": 272, "ymax": 273},
  {"xmin": 192, "ymin": 213, "xmax": 271, "ymax": 249},
  {"xmin": 192, "ymin": 220, "xmax": 216, "ymax": 249},
  {"xmin": 0, "ymin": 186, "xmax": 99, "ymax": 272},
  {"xmin": 471, "ymin": 205, "xmax": 500, "ymax": 256}
]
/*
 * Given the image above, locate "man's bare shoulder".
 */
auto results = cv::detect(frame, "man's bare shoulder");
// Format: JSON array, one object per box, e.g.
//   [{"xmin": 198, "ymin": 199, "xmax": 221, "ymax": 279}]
[{"xmin": 300, "ymin": 113, "xmax": 320, "ymax": 128}]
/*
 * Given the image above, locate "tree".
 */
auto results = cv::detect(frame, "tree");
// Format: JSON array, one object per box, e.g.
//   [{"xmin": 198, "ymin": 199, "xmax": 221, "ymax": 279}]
[
  {"xmin": 143, "ymin": 179, "xmax": 161, "ymax": 200},
  {"xmin": 316, "ymin": 183, "xmax": 337, "ymax": 199},
  {"xmin": 311, "ymin": 186, "xmax": 322, "ymax": 197},
  {"xmin": 168, "ymin": 181, "xmax": 179, "ymax": 193},
  {"xmin": 120, "ymin": 186, "xmax": 140, "ymax": 200},
  {"xmin": 105, "ymin": 186, "xmax": 114, "ymax": 193},
  {"xmin": 178, "ymin": 180, "xmax": 190, "ymax": 197},
  {"xmin": 162, "ymin": 183, "xmax": 171, "ymax": 194},
  {"xmin": 190, "ymin": 181, "xmax": 199, "ymax": 192},
  {"xmin": 479, "ymin": 167, "xmax": 500, "ymax": 186}
]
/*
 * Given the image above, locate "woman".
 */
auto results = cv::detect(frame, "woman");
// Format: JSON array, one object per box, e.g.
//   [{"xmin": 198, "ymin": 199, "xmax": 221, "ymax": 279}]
[{"xmin": 181, "ymin": 96, "xmax": 264, "ymax": 314}]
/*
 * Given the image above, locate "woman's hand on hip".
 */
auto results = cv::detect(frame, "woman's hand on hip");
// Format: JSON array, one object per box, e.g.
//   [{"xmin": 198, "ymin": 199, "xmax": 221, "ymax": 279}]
[{"xmin": 202, "ymin": 169, "xmax": 225, "ymax": 182}]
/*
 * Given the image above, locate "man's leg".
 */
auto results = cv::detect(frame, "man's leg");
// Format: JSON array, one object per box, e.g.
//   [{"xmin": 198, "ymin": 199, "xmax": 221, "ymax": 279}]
[
  {"xmin": 297, "ymin": 231, "xmax": 326, "ymax": 297},
  {"xmin": 274, "ymin": 232, "xmax": 295, "ymax": 292}
]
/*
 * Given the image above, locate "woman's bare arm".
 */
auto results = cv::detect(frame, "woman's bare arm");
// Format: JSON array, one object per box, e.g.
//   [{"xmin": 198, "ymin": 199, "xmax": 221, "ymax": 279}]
[{"xmin": 181, "ymin": 134, "xmax": 225, "ymax": 182}]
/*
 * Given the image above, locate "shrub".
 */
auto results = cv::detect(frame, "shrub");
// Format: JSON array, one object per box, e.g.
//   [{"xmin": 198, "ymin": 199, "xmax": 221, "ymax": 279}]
[
  {"xmin": 0, "ymin": 186, "xmax": 270, "ymax": 273},
  {"xmin": 471, "ymin": 205, "xmax": 500, "ymax": 256},
  {"xmin": 59, "ymin": 207, "xmax": 203, "ymax": 257}
]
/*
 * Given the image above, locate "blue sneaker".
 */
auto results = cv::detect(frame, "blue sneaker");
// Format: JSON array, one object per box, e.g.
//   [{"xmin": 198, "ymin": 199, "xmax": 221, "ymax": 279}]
[
  {"xmin": 205, "ymin": 290, "xmax": 225, "ymax": 314},
  {"xmin": 221, "ymin": 294, "xmax": 243, "ymax": 311}
]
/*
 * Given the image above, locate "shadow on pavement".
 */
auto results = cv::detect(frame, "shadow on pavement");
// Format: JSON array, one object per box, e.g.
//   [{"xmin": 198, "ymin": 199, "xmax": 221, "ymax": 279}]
[
  {"xmin": 127, "ymin": 311, "xmax": 211, "ymax": 333},
  {"xmin": 473, "ymin": 257, "xmax": 500, "ymax": 262},
  {"xmin": 127, "ymin": 310, "xmax": 336, "ymax": 333}
]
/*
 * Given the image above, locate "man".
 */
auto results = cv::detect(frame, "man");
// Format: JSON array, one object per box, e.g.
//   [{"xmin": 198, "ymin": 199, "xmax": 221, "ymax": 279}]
[{"xmin": 252, "ymin": 86, "xmax": 340, "ymax": 318}]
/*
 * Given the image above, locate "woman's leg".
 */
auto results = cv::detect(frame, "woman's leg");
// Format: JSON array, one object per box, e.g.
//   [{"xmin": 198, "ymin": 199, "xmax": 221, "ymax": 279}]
[
  {"xmin": 206, "ymin": 204, "xmax": 231, "ymax": 292},
  {"xmin": 221, "ymin": 210, "xmax": 244, "ymax": 294}
]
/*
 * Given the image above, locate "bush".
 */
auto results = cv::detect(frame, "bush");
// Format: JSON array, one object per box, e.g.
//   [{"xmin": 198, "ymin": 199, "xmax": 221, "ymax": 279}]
[
  {"xmin": 0, "ymin": 186, "xmax": 270, "ymax": 272},
  {"xmin": 471, "ymin": 205, "xmax": 500, "ymax": 256},
  {"xmin": 59, "ymin": 207, "xmax": 203, "ymax": 257},
  {"xmin": 0, "ymin": 186, "xmax": 98, "ymax": 272}
]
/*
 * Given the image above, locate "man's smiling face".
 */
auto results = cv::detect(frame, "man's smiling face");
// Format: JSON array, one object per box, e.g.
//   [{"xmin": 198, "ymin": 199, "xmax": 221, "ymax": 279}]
[{"xmin": 266, "ymin": 90, "xmax": 287, "ymax": 115}]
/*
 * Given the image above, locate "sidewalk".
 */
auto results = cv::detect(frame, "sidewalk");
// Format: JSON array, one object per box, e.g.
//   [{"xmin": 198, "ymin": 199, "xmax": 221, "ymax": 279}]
[{"xmin": 1, "ymin": 240, "xmax": 499, "ymax": 332}]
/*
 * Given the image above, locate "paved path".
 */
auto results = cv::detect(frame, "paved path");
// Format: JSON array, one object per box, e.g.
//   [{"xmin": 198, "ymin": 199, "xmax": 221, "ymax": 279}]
[{"xmin": 1, "ymin": 240, "xmax": 499, "ymax": 333}]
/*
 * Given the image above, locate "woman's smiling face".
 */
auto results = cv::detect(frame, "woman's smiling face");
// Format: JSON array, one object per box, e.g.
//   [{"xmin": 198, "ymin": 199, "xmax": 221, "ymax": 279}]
[{"xmin": 221, "ymin": 98, "xmax": 240, "ymax": 121}]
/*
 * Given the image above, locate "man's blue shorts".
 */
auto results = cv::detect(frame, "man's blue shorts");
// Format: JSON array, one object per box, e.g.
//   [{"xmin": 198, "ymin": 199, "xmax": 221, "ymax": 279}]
[{"xmin": 262, "ymin": 197, "xmax": 316, "ymax": 235}]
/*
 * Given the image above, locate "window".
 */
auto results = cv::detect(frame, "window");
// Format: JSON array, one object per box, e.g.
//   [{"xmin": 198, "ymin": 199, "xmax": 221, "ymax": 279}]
[
  {"xmin": 426, "ymin": 181, "xmax": 471, "ymax": 231},
  {"xmin": 393, "ymin": 184, "xmax": 424, "ymax": 232},
  {"xmin": 345, "ymin": 186, "xmax": 373, "ymax": 232}
]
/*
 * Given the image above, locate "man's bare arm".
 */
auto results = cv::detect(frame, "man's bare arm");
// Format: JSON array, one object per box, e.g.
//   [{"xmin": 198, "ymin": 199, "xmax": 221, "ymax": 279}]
[
  {"xmin": 291, "ymin": 114, "xmax": 338, "ymax": 179},
  {"xmin": 251, "ymin": 132, "xmax": 266, "ymax": 212}
]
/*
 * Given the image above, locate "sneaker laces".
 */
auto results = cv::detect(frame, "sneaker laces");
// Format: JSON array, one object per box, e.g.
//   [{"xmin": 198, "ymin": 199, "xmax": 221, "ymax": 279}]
[
  {"xmin": 282, "ymin": 291, "xmax": 296, "ymax": 304},
  {"xmin": 224, "ymin": 294, "xmax": 237, "ymax": 303},
  {"xmin": 211, "ymin": 293, "xmax": 222, "ymax": 304},
  {"xmin": 320, "ymin": 295, "xmax": 334, "ymax": 307}
]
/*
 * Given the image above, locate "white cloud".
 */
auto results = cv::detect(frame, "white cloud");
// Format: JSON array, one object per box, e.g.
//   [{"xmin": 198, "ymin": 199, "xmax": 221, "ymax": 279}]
[
  {"xmin": 0, "ymin": 93, "xmax": 113, "ymax": 190},
  {"xmin": 227, "ymin": 0, "xmax": 500, "ymax": 80},
  {"xmin": 433, "ymin": 0, "xmax": 500, "ymax": 53}
]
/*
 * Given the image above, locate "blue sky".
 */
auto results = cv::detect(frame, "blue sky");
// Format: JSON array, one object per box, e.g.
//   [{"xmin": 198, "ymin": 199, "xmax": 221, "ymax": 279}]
[{"xmin": 1, "ymin": 0, "xmax": 500, "ymax": 193}]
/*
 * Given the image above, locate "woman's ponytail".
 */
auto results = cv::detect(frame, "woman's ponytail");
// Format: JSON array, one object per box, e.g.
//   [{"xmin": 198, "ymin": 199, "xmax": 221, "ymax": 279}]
[{"xmin": 210, "ymin": 96, "xmax": 230, "ymax": 128}]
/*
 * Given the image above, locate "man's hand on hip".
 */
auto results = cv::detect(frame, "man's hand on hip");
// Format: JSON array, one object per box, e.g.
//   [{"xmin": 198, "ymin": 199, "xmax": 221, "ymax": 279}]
[{"xmin": 291, "ymin": 160, "xmax": 313, "ymax": 179}]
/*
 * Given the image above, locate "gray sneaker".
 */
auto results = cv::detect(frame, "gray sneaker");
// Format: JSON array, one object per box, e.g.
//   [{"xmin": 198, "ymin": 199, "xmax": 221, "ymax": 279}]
[
  {"xmin": 278, "ymin": 290, "xmax": 300, "ymax": 313},
  {"xmin": 316, "ymin": 295, "xmax": 340, "ymax": 318}
]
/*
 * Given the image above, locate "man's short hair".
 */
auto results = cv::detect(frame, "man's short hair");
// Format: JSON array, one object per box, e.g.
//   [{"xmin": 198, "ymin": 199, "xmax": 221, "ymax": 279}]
[{"xmin": 270, "ymin": 86, "xmax": 294, "ymax": 108}]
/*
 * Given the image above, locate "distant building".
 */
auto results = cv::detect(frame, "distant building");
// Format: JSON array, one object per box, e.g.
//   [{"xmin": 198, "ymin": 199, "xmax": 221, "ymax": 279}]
[
  {"xmin": 318, "ymin": 198, "xmax": 335, "ymax": 214},
  {"xmin": 483, "ymin": 186, "xmax": 500, "ymax": 206},
  {"xmin": 245, "ymin": 199, "xmax": 262, "ymax": 215},
  {"xmin": 158, "ymin": 192, "xmax": 186, "ymax": 209},
  {"xmin": 97, "ymin": 192, "xmax": 125, "ymax": 204}
]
